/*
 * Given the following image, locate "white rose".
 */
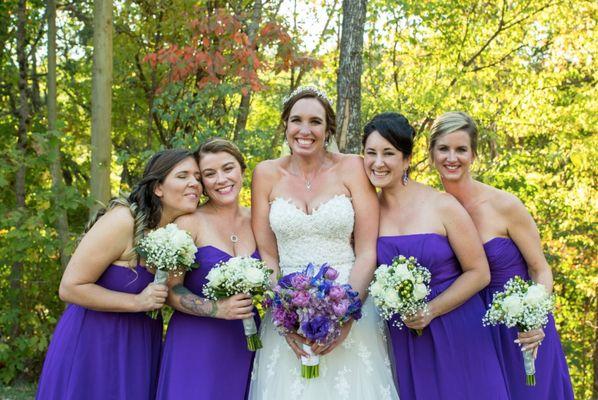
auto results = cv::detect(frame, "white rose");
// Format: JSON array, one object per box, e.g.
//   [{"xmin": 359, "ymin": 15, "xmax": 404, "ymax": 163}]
[
  {"xmin": 383, "ymin": 289, "xmax": 400, "ymax": 308},
  {"xmin": 394, "ymin": 264, "xmax": 413, "ymax": 281},
  {"xmin": 206, "ymin": 268, "xmax": 225, "ymax": 286},
  {"xmin": 502, "ymin": 294, "xmax": 524, "ymax": 317},
  {"xmin": 171, "ymin": 229, "xmax": 190, "ymax": 248},
  {"xmin": 524, "ymin": 284, "xmax": 548, "ymax": 305},
  {"xmin": 245, "ymin": 267, "xmax": 265, "ymax": 285},
  {"xmin": 413, "ymin": 283, "xmax": 428, "ymax": 300},
  {"xmin": 369, "ymin": 280, "xmax": 384, "ymax": 298}
]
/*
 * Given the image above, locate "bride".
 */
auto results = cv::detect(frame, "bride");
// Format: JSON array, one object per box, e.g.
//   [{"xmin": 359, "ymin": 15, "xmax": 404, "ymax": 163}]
[{"xmin": 248, "ymin": 86, "xmax": 399, "ymax": 399}]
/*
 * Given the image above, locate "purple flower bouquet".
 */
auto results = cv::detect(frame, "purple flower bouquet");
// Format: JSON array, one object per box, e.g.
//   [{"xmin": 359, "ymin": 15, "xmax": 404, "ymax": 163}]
[{"xmin": 271, "ymin": 263, "xmax": 362, "ymax": 378}]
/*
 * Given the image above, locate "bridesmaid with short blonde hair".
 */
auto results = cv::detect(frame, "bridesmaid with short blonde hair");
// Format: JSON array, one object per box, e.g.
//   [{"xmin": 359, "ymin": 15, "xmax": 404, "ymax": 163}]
[{"xmin": 429, "ymin": 111, "xmax": 573, "ymax": 399}]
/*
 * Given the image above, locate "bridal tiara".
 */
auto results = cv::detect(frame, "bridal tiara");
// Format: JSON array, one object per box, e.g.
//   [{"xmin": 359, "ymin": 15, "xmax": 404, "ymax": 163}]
[{"xmin": 282, "ymin": 86, "xmax": 334, "ymax": 107}]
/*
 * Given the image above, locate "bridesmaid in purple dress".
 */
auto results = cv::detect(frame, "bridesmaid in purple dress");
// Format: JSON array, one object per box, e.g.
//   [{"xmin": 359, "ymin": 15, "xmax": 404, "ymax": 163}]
[
  {"xmin": 36, "ymin": 149, "xmax": 202, "ymax": 400},
  {"xmin": 362, "ymin": 112, "xmax": 509, "ymax": 399},
  {"xmin": 429, "ymin": 111, "xmax": 573, "ymax": 399},
  {"xmin": 157, "ymin": 138, "xmax": 258, "ymax": 400}
]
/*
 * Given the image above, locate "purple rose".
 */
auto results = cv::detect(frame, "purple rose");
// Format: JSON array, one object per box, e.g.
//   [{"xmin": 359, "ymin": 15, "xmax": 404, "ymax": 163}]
[
  {"xmin": 301, "ymin": 315, "xmax": 330, "ymax": 343},
  {"xmin": 328, "ymin": 286, "xmax": 345, "ymax": 301},
  {"xmin": 324, "ymin": 267, "xmax": 339, "ymax": 280},
  {"xmin": 290, "ymin": 274, "xmax": 310, "ymax": 290},
  {"xmin": 272, "ymin": 307, "xmax": 287, "ymax": 324},
  {"xmin": 332, "ymin": 299, "xmax": 350, "ymax": 316},
  {"xmin": 291, "ymin": 290, "xmax": 311, "ymax": 307}
]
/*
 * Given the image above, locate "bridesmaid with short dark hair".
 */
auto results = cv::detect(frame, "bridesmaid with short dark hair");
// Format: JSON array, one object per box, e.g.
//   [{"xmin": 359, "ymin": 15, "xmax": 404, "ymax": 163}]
[
  {"xmin": 37, "ymin": 149, "xmax": 201, "ymax": 400},
  {"xmin": 429, "ymin": 111, "xmax": 573, "ymax": 399},
  {"xmin": 363, "ymin": 112, "xmax": 509, "ymax": 400}
]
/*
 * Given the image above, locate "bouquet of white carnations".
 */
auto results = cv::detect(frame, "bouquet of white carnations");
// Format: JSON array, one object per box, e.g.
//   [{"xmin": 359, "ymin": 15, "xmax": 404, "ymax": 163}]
[
  {"xmin": 136, "ymin": 223, "xmax": 198, "ymax": 318},
  {"xmin": 203, "ymin": 256, "xmax": 273, "ymax": 351},
  {"xmin": 369, "ymin": 255, "xmax": 431, "ymax": 336},
  {"xmin": 483, "ymin": 275, "xmax": 554, "ymax": 386}
]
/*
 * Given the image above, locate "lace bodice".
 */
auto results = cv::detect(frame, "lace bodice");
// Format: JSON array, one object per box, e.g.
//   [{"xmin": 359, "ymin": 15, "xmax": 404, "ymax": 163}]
[{"xmin": 269, "ymin": 194, "xmax": 355, "ymax": 283}]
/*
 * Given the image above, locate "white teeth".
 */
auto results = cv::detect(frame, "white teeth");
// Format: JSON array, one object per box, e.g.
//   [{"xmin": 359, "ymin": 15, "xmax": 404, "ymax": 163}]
[
  {"xmin": 216, "ymin": 186, "xmax": 233, "ymax": 194},
  {"xmin": 445, "ymin": 165, "xmax": 459, "ymax": 171},
  {"xmin": 297, "ymin": 138, "xmax": 313, "ymax": 145},
  {"xmin": 372, "ymin": 170, "xmax": 389, "ymax": 177}
]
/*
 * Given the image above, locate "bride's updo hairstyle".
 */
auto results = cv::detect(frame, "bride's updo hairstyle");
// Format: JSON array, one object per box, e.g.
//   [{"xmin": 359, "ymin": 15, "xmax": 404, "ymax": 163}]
[
  {"xmin": 281, "ymin": 86, "xmax": 336, "ymax": 143},
  {"xmin": 362, "ymin": 112, "xmax": 416, "ymax": 158},
  {"xmin": 84, "ymin": 148, "xmax": 194, "ymax": 260},
  {"xmin": 429, "ymin": 111, "xmax": 478, "ymax": 158}
]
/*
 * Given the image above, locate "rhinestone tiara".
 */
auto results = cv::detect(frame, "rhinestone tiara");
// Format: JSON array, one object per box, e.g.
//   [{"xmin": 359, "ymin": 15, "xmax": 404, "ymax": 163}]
[{"xmin": 282, "ymin": 85, "xmax": 333, "ymax": 107}]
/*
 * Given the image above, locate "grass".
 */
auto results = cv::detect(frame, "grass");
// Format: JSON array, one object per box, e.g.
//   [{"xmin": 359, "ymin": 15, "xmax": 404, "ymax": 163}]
[{"xmin": 0, "ymin": 381, "xmax": 36, "ymax": 400}]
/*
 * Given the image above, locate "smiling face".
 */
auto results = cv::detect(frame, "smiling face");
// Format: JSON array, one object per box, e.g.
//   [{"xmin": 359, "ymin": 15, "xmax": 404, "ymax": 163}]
[
  {"xmin": 363, "ymin": 131, "xmax": 411, "ymax": 189},
  {"xmin": 285, "ymin": 98, "xmax": 328, "ymax": 156},
  {"xmin": 431, "ymin": 129, "xmax": 475, "ymax": 182},
  {"xmin": 199, "ymin": 151, "xmax": 243, "ymax": 206},
  {"xmin": 154, "ymin": 156, "xmax": 202, "ymax": 218}
]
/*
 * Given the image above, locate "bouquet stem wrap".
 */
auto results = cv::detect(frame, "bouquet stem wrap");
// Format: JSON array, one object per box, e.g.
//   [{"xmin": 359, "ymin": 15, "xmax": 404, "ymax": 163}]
[
  {"xmin": 300, "ymin": 344, "xmax": 320, "ymax": 379},
  {"xmin": 242, "ymin": 317, "xmax": 261, "ymax": 351},
  {"xmin": 148, "ymin": 269, "xmax": 168, "ymax": 319},
  {"xmin": 522, "ymin": 348, "xmax": 536, "ymax": 386}
]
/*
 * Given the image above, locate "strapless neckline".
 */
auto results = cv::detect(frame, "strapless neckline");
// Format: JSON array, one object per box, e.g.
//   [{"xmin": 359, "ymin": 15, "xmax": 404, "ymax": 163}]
[{"xmin": 271, "ymin": 194, "xmax": 351, "ymax": 216}]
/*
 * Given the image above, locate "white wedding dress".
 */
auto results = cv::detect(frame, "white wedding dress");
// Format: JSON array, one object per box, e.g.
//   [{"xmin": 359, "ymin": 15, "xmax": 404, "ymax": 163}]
[{"xmin": 248, "ymin": 195, "xmax": 399, "ymax": 400}]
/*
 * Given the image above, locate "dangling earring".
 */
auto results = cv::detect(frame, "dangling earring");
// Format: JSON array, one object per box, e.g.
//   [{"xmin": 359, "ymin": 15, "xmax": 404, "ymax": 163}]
[{"xmin": 402, "ymin": 169, "xmax": 409, "ymax": 186}]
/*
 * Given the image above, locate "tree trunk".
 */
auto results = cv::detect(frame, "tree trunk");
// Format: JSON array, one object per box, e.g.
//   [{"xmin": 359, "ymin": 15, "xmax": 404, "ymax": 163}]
[
  {"xmin": 48, "ymin": 0, "xmax": 70, "ymax": 269},
  {"xmin": 12, "ymin": 0, "xmax": 29, "ymax": 336},
  {"xmin": 335, "ymin": 0, "xmax": 366, "ymax": 154},
  {"xmin": 233, "ymin": 0, "xmax": 262, "ymax": 141},
  {"xmin": 90, "ymin": 0, "xmax": 113, "ymax": 215}
]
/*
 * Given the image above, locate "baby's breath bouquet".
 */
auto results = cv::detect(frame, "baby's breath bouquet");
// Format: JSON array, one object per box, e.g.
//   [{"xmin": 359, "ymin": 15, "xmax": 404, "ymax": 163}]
[
  {"xmin": 369, "ymin": 255, "xmax": 431, "ymax": 336},
  {"xmin": 483, "ymin": 275, "xmax": 554, "ymax": 386},
  {"xmin": 203, "ymin": 256, "xmax": 273, "ymax": 351},
  {"xmin": 136, "ymin": 223, "xmax": 198, "ymax": 318}
]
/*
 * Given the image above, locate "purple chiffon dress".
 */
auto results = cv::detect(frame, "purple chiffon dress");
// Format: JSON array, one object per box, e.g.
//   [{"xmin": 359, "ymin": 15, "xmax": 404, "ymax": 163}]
[
  {"xmin": 36, "ymin": 265, "xmax": 163, "ymax": 400},
  {"xmin": 482, "ymin": 237, "xmax": 573, "ymax": 399},
  {"xmin": 378, "ymin": 234, "xmax": 509, "ymax": 400},
  {"xmin": 156, "ymin": 246, "xmax": 259, "ymax": 400}
]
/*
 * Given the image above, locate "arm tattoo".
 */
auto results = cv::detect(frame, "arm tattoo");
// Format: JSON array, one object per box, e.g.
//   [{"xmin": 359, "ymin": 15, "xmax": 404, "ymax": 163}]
[{"xmin": 172, "ymin": 284, "xmax": 218, "ymax": 317}]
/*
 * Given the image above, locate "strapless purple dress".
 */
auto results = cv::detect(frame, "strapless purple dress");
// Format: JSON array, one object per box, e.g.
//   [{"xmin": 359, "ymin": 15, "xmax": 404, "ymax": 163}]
[
  {"xmin": 156, "ymin": 247, "xmax": 260, "ymax": 400},
  {"xmin": 483, "ymin": 237, "xmax": 573, "ymax": 399},
  {"xmin": 36, "ymin": 265, "xmax": 163, "ymax": 400},
  {"xmin": 378, "ymin": 234, "xmax": 509, "ymax": 400}
]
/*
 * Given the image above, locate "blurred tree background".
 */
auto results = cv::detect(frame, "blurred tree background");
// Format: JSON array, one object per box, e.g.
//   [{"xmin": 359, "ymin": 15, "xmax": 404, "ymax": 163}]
[{"xmin": 0, "ymin": 0, "xmax": 596, "ymax": 398}]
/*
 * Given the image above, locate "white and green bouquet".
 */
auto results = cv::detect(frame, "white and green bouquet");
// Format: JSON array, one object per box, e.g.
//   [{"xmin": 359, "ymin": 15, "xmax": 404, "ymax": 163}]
[
  {"xmin": 483, "ymin": 275, "xmax": 554, "ymax": 386},
  {"xmin": 369, "ymin": 255, "xmax": 432, "ymax": 336},
  {"xmin": 136, "ymin": 223, "xmax": 198, "ymax": 318},
  {"xmin": 203, "ymin": 256, "xmax": 273, "ymax": 351}
]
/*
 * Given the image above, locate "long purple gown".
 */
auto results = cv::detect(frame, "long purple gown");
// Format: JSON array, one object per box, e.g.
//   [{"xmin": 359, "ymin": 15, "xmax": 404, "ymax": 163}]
[
  {"xmin": 36, "ymin": 265, "xmax": 163, "ymax": 400},
  {"xmin": 156, "ymin": 246, "xmax": 259, "ymax": 400},
  {"xmin": 378, "ymin": 234, "xmax": 509, "ymax": 400},
  {"xmin": 483, "ymin": 237, "xmax": 573, "ymax": 399}
]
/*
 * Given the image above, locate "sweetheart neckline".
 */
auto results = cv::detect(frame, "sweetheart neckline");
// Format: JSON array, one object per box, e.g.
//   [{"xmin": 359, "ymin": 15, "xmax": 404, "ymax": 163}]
[{"xmin": 270, "ymin": 194, "xmax": 352, "ymax": 216}]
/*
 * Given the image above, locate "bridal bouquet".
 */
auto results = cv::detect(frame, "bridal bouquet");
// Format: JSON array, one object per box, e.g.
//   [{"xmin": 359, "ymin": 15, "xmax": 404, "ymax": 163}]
[
  {"xmin": 483, "ymin": 275, "xmax": 554, "ymax": 386},
  {"xmin": 369, "ymin": 255, "xmax": 431, "ymax": 336},
  {"xmin": 136, "ymin": 223, "xmax": 198, "ymax": 318},
  {"xmin": 203, "ymin": 256, "xmax": 273, "ymax": 351},
  {"xmin": 271, "ymin": 263, "xmax": 362, "ymax": 378}
]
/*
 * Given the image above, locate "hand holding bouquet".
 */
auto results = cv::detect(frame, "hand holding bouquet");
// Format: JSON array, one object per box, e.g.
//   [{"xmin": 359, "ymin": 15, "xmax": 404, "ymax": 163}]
[
  {"xmin": 271, "ymin": 263, "xmax": 362, "ymax": 378},
  {"xmin": 369, "ymin": 255, "xmax": 431, "ymax": 336},
  {"xmin": 203, "ymin": 256, "xmax": 273, "ymax": 351},
  {"xmin": 483, "ymin": 275, "xmax": 554, "ymax": 386},
  {"xmin": 136, "ymin": 223, "xmax": 198, "ymax": 318}
]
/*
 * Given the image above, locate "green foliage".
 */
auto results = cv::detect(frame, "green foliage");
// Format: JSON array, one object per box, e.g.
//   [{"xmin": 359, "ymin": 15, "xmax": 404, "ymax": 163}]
[{"xmin": 0, "ymin": 0, "xmax": 595, "ymax": 397}]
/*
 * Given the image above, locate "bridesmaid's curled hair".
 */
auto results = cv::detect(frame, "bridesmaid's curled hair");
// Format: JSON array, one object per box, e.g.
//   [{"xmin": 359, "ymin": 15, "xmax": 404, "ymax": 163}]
[{"xmin": 362, "ymin": 112, "xmax": 416, "ymax": 157}]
